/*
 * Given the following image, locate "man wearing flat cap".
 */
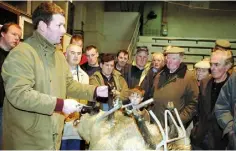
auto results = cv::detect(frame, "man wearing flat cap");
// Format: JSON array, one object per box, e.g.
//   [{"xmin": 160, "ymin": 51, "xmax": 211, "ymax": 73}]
[
  {"xmin": 151, "ymin": 47, "xmax": 199, "ymax": 130},
  {"xmin": 190, "ymin": 60, "xmax": 211, "ymax": 134},
  {"xmin": 191, "ymin": 50, "xmax": 232, "ymax": 149},
  {"xmin": 213, "ymin": 39, "xmax": 231, "ymax": 52}
]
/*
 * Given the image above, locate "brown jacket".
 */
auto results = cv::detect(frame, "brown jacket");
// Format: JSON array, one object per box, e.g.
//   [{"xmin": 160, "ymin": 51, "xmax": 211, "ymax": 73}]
[
  {"xmin": 151, "ymin": 63, "xmax": 199, "ymax": 126},
  {"xmin": 122, "ymin": 63, "xmax": 153, "ymax": 101},
  {"xmin": 90, "ymin": 70, "xmax": 129, "ymax": 101}
]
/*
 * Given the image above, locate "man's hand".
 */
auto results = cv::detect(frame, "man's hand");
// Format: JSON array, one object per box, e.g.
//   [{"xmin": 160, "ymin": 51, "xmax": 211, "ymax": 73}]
[
  {"xmin": 227, "ymin": 130, "xmax": 236, "ymax": 149},
  {"xmin": 62, "ymin": 99, "xmax": 80, "ymax": 115},
  {"xmin": 96, "ymin": 86, "xmax": 108, "ymax": 97},
  {"xmin": 111, "ymin": 89, "xmax": 120, "ymax": 97}
]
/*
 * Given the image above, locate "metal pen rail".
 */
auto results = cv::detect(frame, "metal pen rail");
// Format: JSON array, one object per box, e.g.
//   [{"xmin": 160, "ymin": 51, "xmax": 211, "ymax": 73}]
[{"xmin": 149, "ymin": 108, "xmax": 187, "ymax": 151}]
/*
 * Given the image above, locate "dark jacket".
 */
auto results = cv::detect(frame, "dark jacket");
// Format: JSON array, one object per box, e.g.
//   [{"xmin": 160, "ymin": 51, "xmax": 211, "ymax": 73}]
[
  {"xmin": 151, "ymin": 63, "xmax": 199, "ymax": 127},
  {"xmin": 191, "ymin": 75, "xmax": 229, "ymax": 149},
  {"xmin": 81, "ymin": 62, "xmax": 100, "ymax": 76},
  {"xmin": 0, "ymin": 47, "xmax": 9, "ymax": 107},
  {"xmin": 122, "ymin": 63, "xmax": 154, "ymax": 101},
  {"xmin": 215, "ymin": 72, "xmax": 236, "ymax": 149}
]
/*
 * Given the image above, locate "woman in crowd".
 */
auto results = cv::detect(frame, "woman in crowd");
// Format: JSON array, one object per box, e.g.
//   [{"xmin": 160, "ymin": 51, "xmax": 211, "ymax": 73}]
[{"xmin": 151, "ymin": 52, "xmax": 165, "ymax": 77}]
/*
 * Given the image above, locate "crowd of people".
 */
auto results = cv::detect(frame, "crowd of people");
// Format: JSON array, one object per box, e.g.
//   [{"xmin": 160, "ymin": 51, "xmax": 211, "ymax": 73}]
[{"xmin": 0, "ymin": 2, "xmax": 236, "ymax": 150}]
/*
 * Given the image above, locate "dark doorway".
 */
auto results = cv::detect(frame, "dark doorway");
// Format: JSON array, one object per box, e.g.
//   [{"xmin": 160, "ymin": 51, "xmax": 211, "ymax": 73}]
[{"xmin": 0, "ymin": 6, "xmax": 17, "ymax": 25}]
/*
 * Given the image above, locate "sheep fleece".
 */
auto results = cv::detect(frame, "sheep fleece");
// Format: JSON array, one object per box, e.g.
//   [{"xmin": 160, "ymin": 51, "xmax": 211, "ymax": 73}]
[{"xmin": 77, "ymin": 110, "xmax": 190, "ymax": 150}]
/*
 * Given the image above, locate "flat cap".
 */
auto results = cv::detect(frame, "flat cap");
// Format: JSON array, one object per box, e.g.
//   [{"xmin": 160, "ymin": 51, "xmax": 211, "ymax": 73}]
[
  {"xmin": 215, "ymin": 39, "xmax": 231, "ymax": 48},
  {"xmin": 163, "ymin": 45, "xmax": 172, "ymax": 53},
  {"xmin": 165, "ymin": 46, "xmax": 185, "ymax": 54},
  {"xmin": 194, "ymin": 60, "xmax": 210, "ymax": 69},
  {"xmin": 202, "ymin": 57, "xmax": 210, "ymax": 61}
]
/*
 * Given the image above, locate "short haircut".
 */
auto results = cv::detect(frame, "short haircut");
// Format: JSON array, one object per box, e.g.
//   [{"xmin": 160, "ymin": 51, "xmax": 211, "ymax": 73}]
[
  {"xmin": 129, "ymin": 86, "xmax": 145, "ymax": 97},
  {"xmin": 0, "ymin": 22, "xmax": 21, "ymax": 37},
  {"xmin": 85, "ymin": 45, "xmax": 97, "ymax": 53},
  {"xmin": 211, "ymin": 50, "xmax": 233, "ymax": 68},
  {"xmin": 117, "ymin": 49, "xmax": 129, "ymax": 58},
  {"xmin": 32, "ymin": 2, "xmax": 65, "ymax": 29},
  {"xmin": 70, "ymin": 34, "xmax": 83, "ymax": 44},
  {"xmin": 100, "ymin": 53, "xmax": 115, "ymax": 64},
  {"xmin": 66, "ymin": 44, "xmax": 81, "ymax": 54}
]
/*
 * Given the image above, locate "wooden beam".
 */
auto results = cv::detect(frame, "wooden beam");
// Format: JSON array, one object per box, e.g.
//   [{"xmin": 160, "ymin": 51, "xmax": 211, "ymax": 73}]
[
  {"xmin": 0, "ymin": 1, "xmax": 31, "ymax": 18},
  {"xmin": 27, "ymin": 0, "xmax": 32, "ymax": 15}
]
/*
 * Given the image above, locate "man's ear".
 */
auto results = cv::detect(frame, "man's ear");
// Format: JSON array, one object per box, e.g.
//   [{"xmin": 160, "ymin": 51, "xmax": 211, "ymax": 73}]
[
  {"xmin": 99, "ymin": 62, "xmax": 103, "ymax": 68},
  {"xmin": 225, "ymin": 62, "xmax": 232, "ymax": 72},
  {"xmin": 179, "ymin": 55, "xmax": 184, "ymax": 62},
  {"xmin": 0, "ymin": 32, "xmax": 5, "ymax": 38},
  {"xmin": 65, "ymin": 51, "xmax": 68, "ymax": 58},
  {"xmin": 38, "ymin": 21, "xmax": 47, "ymax": 33},
  {"xmin": 226, "ymin": 65, "xmax": 231, "ymax": 72}
]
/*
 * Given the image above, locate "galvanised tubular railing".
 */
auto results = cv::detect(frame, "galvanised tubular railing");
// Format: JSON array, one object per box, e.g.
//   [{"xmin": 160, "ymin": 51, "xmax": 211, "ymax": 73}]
[{"xmin": 127, "ymin": 14, "xmax": 141, "ymax": 63}]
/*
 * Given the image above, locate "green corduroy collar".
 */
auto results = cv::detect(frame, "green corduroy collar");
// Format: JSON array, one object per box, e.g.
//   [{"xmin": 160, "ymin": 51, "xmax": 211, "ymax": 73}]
[{"xmin": 33, "ymin": 31, "xmax": 56, "ymax": 52}]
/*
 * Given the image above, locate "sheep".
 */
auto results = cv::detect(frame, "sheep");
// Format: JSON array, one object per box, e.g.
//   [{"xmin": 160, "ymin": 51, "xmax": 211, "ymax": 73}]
[{"xmin": 76, "ymin": 109, "xmax": 191, "ymax": 150}]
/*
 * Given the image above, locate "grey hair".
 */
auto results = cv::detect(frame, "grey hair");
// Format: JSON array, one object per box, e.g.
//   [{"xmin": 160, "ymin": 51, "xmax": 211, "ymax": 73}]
[{"xmin": 211, "ymin": 50, "xmax": 233, "ymax": 68}]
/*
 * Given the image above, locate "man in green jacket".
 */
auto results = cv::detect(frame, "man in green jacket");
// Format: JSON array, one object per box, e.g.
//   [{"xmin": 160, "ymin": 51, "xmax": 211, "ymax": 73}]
[{"xmin": 1, "ymin": 2, "xmax": 108, "ymax": 150}]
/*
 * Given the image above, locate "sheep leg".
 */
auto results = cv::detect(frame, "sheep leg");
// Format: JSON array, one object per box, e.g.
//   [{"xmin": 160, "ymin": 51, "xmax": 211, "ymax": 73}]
[{"xmin": 133, "ymin": 111, "xmax": 156, "ymax": 150}]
